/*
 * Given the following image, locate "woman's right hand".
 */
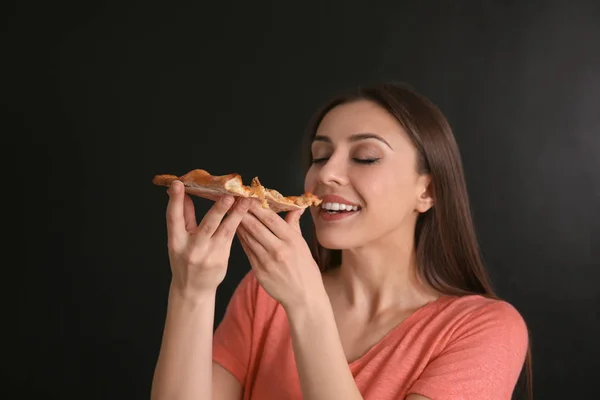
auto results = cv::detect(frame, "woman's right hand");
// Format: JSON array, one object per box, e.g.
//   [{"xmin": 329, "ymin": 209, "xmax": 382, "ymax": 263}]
[{"xmin": 165, "ymin": 180, "xmax": 251, "ymax": 298}]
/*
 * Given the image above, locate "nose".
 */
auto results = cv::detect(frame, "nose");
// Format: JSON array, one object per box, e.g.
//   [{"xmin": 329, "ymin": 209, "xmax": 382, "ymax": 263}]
[{"xmin": 317, "ymin": 155, "xmax": 349, "ymax": 187}]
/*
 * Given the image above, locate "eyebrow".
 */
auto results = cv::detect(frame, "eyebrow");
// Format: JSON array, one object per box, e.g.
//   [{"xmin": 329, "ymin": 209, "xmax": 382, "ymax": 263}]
[{"xmin": 312, "ymin": 133, "xmax": 393, "ymax": 150}]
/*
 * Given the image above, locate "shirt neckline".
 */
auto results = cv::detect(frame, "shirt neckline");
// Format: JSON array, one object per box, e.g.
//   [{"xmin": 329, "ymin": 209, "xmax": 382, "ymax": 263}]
[{"xmin": 347, "ymin": 294, "xmax": 452, "ymax": 368}]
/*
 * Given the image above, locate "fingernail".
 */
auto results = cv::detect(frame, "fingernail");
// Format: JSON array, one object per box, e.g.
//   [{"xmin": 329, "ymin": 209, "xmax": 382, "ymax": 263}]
[
  {"xmin": 171, "ymin": 181, "xmax": 179, "ymax": 194},
  {"xmin": 222, "ymin": 196, "xmax": 234, "ymax": 206}
]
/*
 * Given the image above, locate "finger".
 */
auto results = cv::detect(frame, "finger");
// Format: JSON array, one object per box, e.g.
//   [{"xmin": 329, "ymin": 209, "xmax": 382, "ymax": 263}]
[
  {"xmin": 285, "ymin": 208, "xmax": 305, "ymax": 233},
  {"xmin": 237, "ymin": 225, "xmax": 266, "ymax": 262},
  {"xmin": 236, "ymin": 227, "xmax": 254, "ymax": 258},
  {"xmin": 240, "ymin": 211, "xmax": 281, "ymax": 251},
  {"xmin": 225, "ymin": 196, "xmax": 245, "ymax": 216},
  {"xmin": 166, "ymin": 180, "xmax": 186, "ymax": 244},
  {"xmin": 183, "ymin": 194, "xmax": 197, "ymax": 233},
  {"xmin": 213, "ymin": 197, "xmax": 251, "ymax": 243},
  {"xmin": 248, "ymin": 201, "xmax": 291, "ymax": 240},
  {"xmin": 193, "ymin": 195, "xmax": 235, "ymax": 243}
]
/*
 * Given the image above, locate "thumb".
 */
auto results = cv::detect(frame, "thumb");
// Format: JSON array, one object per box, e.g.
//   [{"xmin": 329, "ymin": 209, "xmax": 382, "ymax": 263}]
[{"xmin": 285, "ymin": 208, "xmax": 305, "ymax": 232}]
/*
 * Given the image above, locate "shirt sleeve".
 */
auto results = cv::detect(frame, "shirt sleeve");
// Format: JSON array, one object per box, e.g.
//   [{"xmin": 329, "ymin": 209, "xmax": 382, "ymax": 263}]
[
  {"xmin": 212, "ymin": 270, "xmax": 258, "ymax": 386},
  {"xmin": 408, "ymin": 300, "xmax": 529, "ymax": 400}
]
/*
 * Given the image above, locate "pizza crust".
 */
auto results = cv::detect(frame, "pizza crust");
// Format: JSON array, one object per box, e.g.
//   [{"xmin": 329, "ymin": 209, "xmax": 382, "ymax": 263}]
[{"xmin": 152, "ymin": 169, "xmax": 322, "ymax": 212}]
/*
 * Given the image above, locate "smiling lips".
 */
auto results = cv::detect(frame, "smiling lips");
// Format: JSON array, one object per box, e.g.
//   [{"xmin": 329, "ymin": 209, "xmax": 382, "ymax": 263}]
[
  {"xmin": 317, "ymin": 194, "xmax": 361, "ymax": 221},
  {"xmin": 321, "ymin": 202, "xmax": 359, "ymax": 212}
]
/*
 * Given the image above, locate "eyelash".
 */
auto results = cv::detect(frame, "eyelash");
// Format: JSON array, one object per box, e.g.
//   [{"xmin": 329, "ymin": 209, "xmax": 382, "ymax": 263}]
[{"xmin": 311, "ymin": 158, "xmax": 380, "ymax": 165}]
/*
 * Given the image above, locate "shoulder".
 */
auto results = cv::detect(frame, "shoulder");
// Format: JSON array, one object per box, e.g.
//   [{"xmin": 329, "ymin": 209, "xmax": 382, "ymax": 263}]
[
  {"xmin": 447, "ymin": 294, "xmax": 527, "ymax": 330},
  {"xmin": 407, "ymin": 295, "xmax": 529, "ymax": 399},
  {"xmin": 435, "ymin": 294, "xmax": 529, "ymax": 351}
]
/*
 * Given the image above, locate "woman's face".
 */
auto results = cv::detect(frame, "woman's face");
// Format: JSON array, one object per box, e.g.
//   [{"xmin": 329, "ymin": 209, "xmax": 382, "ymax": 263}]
[{"xmin": 304, "ymin": 100, "xmax": 433, "ymax": 250}]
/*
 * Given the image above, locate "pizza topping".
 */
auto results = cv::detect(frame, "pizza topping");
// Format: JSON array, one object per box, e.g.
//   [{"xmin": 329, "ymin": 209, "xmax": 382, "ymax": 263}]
[{"xmin": 153, "ymin": 169, "xmax": 322, "ymax": 212}]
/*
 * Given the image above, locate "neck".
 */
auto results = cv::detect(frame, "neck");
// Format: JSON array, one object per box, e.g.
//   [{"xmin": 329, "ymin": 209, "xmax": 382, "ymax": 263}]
[{"xmin": 332, "ymin": 229, "xmax": 438, "ymax": 317}]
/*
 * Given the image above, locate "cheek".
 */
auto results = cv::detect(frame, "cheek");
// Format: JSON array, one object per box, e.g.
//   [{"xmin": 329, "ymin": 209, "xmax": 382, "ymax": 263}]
[
  {"xmin": 362, "ymin": 168, "xmax": 414, "ymax": 209},
  {"xmin": 354, "ymin": 168, "xmax": 392, "ymax": 200},
  {"xmin": 304, "ymin": 168, "xmax": 317, "ymax": 193}
]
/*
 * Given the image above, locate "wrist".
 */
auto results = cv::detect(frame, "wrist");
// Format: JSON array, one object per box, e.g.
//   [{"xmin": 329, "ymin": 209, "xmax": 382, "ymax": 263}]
[
  {"xmin": 283, "ymin": 286, "xmax": 331, "ymax": 319},
  {"xmin": 168, "ymin": 284, "xmax": 217, "ymax": 306}
]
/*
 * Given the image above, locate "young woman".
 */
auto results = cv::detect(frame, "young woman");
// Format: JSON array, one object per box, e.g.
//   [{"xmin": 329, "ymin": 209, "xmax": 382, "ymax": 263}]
[{"xmin": 151, "ymin": 82, "xmax": 532, "ymax": 400}]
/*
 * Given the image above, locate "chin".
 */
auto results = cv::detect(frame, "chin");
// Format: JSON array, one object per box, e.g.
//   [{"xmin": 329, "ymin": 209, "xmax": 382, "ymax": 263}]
[
  {"xmin": 309, "ymin": 210, "xmax": 364, "ymax": 248},
  {"xmin": 314, "ymin": 230, "xmax": 361, "ymax": 250}
]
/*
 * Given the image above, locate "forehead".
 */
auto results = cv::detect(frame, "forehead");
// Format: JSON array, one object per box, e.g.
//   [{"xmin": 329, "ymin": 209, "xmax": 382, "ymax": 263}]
[{"xmin": 315, "ymin": 100, "xmax": 408, "ymax": 145}]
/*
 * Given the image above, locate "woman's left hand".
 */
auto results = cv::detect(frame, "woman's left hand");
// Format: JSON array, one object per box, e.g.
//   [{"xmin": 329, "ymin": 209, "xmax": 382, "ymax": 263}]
[{"xmin": 236, "ymin": 200, "xmax": 326, "ymax": 311}]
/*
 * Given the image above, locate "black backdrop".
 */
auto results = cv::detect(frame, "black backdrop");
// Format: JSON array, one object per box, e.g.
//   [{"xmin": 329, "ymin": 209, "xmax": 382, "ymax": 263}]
[{"xmin": 6, "ymin": 0, "xmax": 599, "ymax": 399}]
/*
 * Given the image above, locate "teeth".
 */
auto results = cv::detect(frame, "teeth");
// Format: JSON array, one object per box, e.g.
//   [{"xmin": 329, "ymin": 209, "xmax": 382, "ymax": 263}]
[{"xmin": 321, "ymin": 202, "xmax": 359, "ymax": 211}]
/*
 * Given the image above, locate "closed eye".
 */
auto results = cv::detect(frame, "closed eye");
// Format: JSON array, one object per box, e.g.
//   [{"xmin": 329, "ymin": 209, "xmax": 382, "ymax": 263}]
[
  {"xmin": 311, "ymin": 158, "xmax": 380, "ymax": 165},
  {"xmin": 353, "ymin": 158, "xmax": 380, "ymax": 165}
]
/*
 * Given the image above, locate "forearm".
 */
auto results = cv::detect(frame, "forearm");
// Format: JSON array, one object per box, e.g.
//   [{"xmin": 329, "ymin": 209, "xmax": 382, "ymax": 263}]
[
  {"xmin": 285, "ymin": 294, "xmax": 363, "ymax": 400},
  {"xmin": 151, "ymin": 286, "xmax": 216, "ymax": 400}
]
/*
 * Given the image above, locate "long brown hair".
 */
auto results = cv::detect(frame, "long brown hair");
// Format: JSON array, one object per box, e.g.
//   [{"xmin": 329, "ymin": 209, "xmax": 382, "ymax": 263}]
[{"xmin": 301, "ymin": 82, "xmax": 533, "ymax": 399}]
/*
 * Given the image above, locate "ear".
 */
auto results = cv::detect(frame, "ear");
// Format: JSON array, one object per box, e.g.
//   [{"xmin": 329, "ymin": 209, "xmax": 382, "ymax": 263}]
[{"xmin": 416, "ymin": 175, "xmax": 434, "ymax": 213}]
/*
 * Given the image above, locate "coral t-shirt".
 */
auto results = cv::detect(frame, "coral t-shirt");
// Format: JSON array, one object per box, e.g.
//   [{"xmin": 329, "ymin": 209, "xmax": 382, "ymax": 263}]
[{"xmin": 213, "ymin": 271, "xmax": 528, "ymax": 400}]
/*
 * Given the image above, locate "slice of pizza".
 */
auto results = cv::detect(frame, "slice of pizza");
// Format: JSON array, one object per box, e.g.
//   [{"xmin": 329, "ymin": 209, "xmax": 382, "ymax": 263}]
[{"xmin": 152, "ymin": 169, "xmax": 321, "ymax": 213}]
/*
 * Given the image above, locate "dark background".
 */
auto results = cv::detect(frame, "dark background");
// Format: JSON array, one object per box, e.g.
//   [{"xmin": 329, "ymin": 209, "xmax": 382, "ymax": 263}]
[{"xmin": 5, "ymin": 0, "xmax": 599, "ymax": 399}]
